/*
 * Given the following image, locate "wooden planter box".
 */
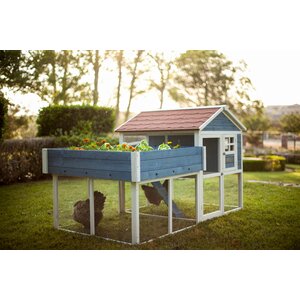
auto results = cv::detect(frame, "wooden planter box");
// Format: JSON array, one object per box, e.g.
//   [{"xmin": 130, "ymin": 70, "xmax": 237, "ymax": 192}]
[{"xmin": 43, "ymin": 147, "xmax": 203, "ymax": 182}]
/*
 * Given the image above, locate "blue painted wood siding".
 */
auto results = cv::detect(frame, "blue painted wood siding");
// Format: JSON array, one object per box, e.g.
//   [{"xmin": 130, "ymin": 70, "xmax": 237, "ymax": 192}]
[
  {"xmin": 237, "ymin": 134, "xmax": 242, "ymax": 169},
  {"xmin": 203, "ymin": 112, "xmax": 240, "ymax": 131},
  {"xmin": 225, "ymin": 154, "xmax": 235, "ymax": 168},
  {"xmin": 139, "ymin": 147, "xmax": 203, "ymax": 181},
  {"xmin": 47, "ymin": 149, "xmax": 132, "ymax": 181},
  {"xmin": 45, "ymin": 147, "xmax": 203, "ymax": 182}
]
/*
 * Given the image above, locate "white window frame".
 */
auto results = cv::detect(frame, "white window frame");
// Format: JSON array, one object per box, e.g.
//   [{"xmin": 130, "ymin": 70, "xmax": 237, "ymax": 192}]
[{"xmin": 223, "ymin": 134, "xmax": 237, "ymax": 171}]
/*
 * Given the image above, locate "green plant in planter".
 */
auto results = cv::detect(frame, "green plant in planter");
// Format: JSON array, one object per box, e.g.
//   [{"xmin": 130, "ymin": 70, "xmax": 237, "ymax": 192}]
[{"xmin": 136, "ymin": 139, "xmax": 153, "ymax": 151}]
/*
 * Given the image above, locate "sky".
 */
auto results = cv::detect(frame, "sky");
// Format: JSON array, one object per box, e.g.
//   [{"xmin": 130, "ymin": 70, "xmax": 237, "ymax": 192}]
[{"xmin": 9, "ymin": 50, "xmax": 300, "ymax": 115}]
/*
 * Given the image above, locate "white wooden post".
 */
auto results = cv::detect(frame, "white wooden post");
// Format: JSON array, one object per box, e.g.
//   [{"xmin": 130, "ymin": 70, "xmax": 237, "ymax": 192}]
[
  {"xmin": 119, "ymin": 133, "xmax": 124, "ymax": 144},
  {"xmin": 195, "ymin": 172, "xmax": 203, "ymax": 223},
  {"xmin": 238, "ymin": 172, "xmax": 243, "ymax": 208},
  {"xmin": 168, "ymin": 178, "xmax": 173, "ymax": 234},
  {"xmin": 118, "ymin": 181, "xmax": 126, "ymax": 213},
  {"xmin": 131, "ymin": 182, "xmax": 140, "ymax": 244},
  {"xmin": 88, "ymin": 178, "xmax": 95, "ymax": 235},
  {"xmin": 53, "ymin": 175, "xmax": 59, "ymax": 228},
  {"xmin": 220, "ymin": 175, "xmax": 224, "ymax": 214}
]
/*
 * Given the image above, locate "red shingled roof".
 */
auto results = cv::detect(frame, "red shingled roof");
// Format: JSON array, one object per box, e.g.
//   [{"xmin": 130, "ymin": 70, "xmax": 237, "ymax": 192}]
[{"xmin": 115, "ymin": 107, "xmax": 221, "ymax": 132}]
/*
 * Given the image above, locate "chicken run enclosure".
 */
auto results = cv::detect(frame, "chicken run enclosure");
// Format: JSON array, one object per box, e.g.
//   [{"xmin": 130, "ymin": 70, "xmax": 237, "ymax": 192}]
[{"xmin": 42, "ymin": 105, "xmax": 245, "ymax": 245}]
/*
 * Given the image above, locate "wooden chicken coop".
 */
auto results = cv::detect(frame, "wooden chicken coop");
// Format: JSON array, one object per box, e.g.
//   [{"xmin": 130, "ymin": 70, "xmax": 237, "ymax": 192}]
[{"xmin": 43, "ymin": 105, "xmax": 246, "ymax": 245}]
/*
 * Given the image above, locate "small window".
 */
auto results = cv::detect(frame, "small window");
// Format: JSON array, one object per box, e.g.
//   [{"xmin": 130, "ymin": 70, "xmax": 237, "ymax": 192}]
[{"xmin": 225, "ymin": 136, "xmax": 235, "ymax": 152}]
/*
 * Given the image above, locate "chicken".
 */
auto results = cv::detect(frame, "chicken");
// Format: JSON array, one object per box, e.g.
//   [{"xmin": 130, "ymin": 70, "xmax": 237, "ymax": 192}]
[
  {"xmin": 141, "ymin": 180, "xmax": 168, "ymax": 206},
  {"xmin": 73, "ymin": 191, "xmax": 106, "ymax": 230}
]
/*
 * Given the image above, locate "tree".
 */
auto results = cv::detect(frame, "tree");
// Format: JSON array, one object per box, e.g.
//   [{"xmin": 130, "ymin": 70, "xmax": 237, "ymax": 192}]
[
  {"xmin": 113, "ymin": 50, "xmax": 124, "ymax": 123},
  {"xmin": 148, "ymin": 52, "xmax": 173, "ymax": 109},
  {"xmin": 0, "ymin": 50, "xmax": 31, "ymax": 91},
  {"xmin": 0, "ymin": 91, "xmax": 9, "ymax": 140},
  {"xmin": 29, "ymin": 50, "xmax": 91, "ymax": 105},
  {"xmin": 280, "ymin": 113, "xmax": 300, "ymax": 151},
  {"xmin": 170, "ymin": 50, "xmax": 236, "ymax": 107},
  {"xmin": 84, "ymin": 50, "xmax": 108, "ymax": 106},
  {"xmin": 0, "ymin": 51, "xmax": 33, "ymax": 139},
  {"xmin": 2, "ymin": 102, "xmax": 33, "ymax": 139},
  {"xmin": 124, "ymin": 50, "xmax": 146, "ymax": 121}
]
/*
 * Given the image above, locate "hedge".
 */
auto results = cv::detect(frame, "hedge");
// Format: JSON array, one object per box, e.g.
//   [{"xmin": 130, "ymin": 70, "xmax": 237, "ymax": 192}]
[
  {"xmin": 243, "ymin": 155, "xmax": 286, "ymax": 172},
  {"xmin": 36, "ymin": 105, "xmax": 115, "ymax": 136},
  {"xmin": 0, "ymin": 135, "xmax": 118, "ymax": 185},
  {"xmin": 0, "ymin": 93, "xmax": 9, "ymax": 140}
]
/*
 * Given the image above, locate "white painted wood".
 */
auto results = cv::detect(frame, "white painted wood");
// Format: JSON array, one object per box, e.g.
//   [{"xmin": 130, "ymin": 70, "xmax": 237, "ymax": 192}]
[
  {"xmin": 195, "ymin": 172, "xmax": 203, "ymax": 223},
  {"xmin": 118, "ymin": 181, "xmax": 126, "ymax": 213},
  {"xmin": 118, "ymin": 133, "xmax": 124, "ymax": 144},
  {"xmin": 53, "ymin": 175, "xmax": 59, "ymax": 229},
  {"xmin": 200, "ymin": 131, "xmax": 242, "ymax": 136},
  {"xmin": 202, "ymin": 210, "xmax": 222, "ymax": 221},
  {"xmin": 131, "ymin": 151, "xmax": 141, "ymax": 182},
  {"xmin": 139, "ymin": 171, "xmax": 200, "ymax": 185},
  {"xmin": 203, "ymin": 172, "xmax": 222, "ymax": 179},
  {"xmin": 222, "ymin": 169, "xmax": 242, "ymax": 176},
  {"xmin": 131, "ymin": 182, "xmax": 140, "ymax": 244},
  {"xmin": 88, "ymin": 178, "xmax": 95, "ymax": 235},
  {"xmin": 194, "ymin": 131, "xmax": 199, "ymax": 146},
  {"xmin": 42, "ymin": 149, "xmax": 48, "ymax": 174},
  {"xmin": 220, "ymin": 175, "xmax": 224, "ymax": 214},
  {"xmin": 203, "ymin": 146, "xmax": 207, "ymax": 171},
  {"xmin": 223, "ymin": 207, "xmax": 242, "ymax": 215},
  {"xmin": 168, "ymin": 178, "xmax": 173, "ymax": 234},
  {"xmin": 238, "ymin": 172, "xmax": 243, "ymax": 208},
  {"xmin": 223, "ymin": 134, "xmax": 238, "ymax": 172}
]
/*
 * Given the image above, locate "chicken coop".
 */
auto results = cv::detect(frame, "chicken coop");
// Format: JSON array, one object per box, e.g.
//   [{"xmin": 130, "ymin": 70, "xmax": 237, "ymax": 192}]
[{"xmin": 42, "ymin": 105, "xmax": 246, "ymax": 245}]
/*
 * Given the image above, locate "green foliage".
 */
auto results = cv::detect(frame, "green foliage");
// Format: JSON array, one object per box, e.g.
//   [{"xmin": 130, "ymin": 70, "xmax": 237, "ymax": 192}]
[
  {"xmin": 29, "ymin": 50, "xmax": 92, "ymax": 105},
  {"xmin": 0, "ymin": 92, "xmax": 9, "ymax": 140},
  {"xmin": 36, "ymin": 105, "xmax": 115, "ymax": 136},
  {"xmin": 280, "ymin": 113, "xmax": 300, "ymax": 133},
  {"xmin": 0, "ymin": 134, "xmax": 118, "ymax": 184},
  {"xmin": 0, "ymin": 137, "xmax": 58, "ymax": 184},
  {"xmin": 2, "ymin": 103, "xmax": 32, "ymax": 139},
  {"xmin": 170, "ymin": 50, "xmax": 236, "ymax": 106},
  {"xmin": 243, "ymin": 111, "xmax": 270, "ymax": 146},
  {"xmin": 135, "ymin": 139, "xmax": 153, "ymax": 151},
  {"xmin": 55, "ymin": 134, "xmax": 118, "ymax": 148},
  {"xmin": 243, "ymin": 155, "xmax": 286, "ymax": 171},
  {"xmin": 0, "ymin": 50, "xmax": 31, "ymax": 90}
]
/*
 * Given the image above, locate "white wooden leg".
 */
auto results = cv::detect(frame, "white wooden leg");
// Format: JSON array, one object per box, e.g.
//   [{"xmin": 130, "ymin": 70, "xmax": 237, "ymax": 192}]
[
  {"xmin": 88, "ymin": 178, "xmax": 95, "ymax": 235},
  {"xmin": 238, "ymin": 173, "xmax": 243, "ymax": 208},
  {"xmin": 118, "ymin": 181, "xmax": 125, "ymax": 213},
  {"xmin": 168, "ymin": 179, "xmax": 173, "ymax": 234},
  {"xmin": 53, "ymin": 175, "xmax": 59, "ymax": 228},
  {"xmin": 220, "ymin": 174, "xmax": 224, "ymax": 214},
  {"xmin": 131, "ymin": 182, "xmax": 140, "ymax": 244},
  {"xmin": 195, "ymin": 172, "xmax": 203, "ymax": 223}
]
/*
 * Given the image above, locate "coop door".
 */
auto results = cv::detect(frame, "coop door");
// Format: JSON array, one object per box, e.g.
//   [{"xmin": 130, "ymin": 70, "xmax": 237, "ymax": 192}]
[{"xmin": 223, "ymin": 135, "xmax": 237, "ymax": 171}]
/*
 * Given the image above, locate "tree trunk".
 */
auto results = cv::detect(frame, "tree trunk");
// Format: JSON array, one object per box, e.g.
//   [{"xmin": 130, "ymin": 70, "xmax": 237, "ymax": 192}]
[
  {"xmin": 115, "ymin": 50, "xmax": 123, "ymax": 123},
  {"xmin": 125, "ymin": 51, "xmax": 142, "ymax": 121},
  {"xmin": 160, "ymin": 89, "xmax": 164, "ymax": 109},
  {"xmin": 93, "ymin": 50, "xmax": 99, "ymax": 106},
  {"xmin": 125, "ymin": 74, "xmax": 136, "ymax": 121},
  {"xmin": 51, "ymin": 51, "xmax": 58, "ymax": 104},
  {"xmin": 61, "ymin": 50, "xmax": 68, "ymax": 105}
]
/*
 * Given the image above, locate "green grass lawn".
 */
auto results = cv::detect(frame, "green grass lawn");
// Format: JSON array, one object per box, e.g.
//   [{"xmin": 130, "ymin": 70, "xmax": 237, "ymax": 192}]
[{"xmin": 0, "ymin": 168, "xmax": 299, "ymax": 250}]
